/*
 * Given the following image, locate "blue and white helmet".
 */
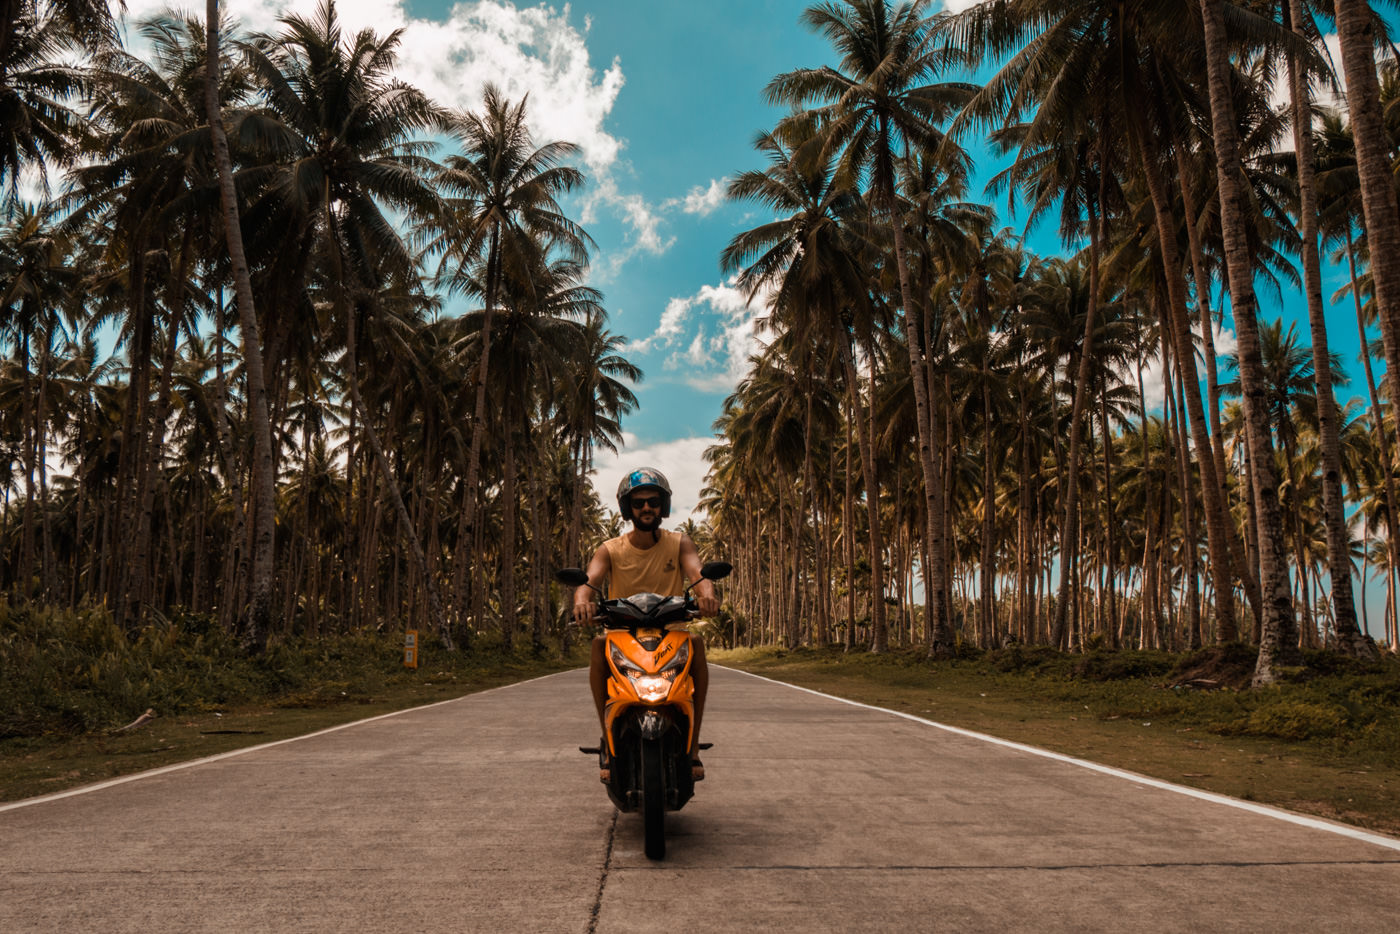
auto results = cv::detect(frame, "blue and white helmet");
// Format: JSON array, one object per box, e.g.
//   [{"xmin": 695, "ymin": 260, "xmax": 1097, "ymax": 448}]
[{"xmin": 616, "ymin": 467, "xmax": 672, "ymax": 520}]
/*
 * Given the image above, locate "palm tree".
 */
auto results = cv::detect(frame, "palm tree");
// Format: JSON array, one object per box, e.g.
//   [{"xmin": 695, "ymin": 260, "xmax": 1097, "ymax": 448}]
[
  {"xmin": 195, "ymin": 0, "xmax": 275, "ymax": 645},
  {"xmin": 1331, "ymin": 0, "xmax": 1400, "ymax": 487},
  {"xmin": 1276, "ymin": 0, "xmax": 1372, "ymax": 658},
  {"xmin": 945, "ymin": 0, "xmax": 1144, "ymax": 648},
  {"xmin": 0, "ymin": 0, "xmax": 114, "ymax": 200},
  {"xmin": 423, "ymin": 84, "xmax": 590, "ymax": 633},
  {"xmin": 69, "ymin": 8, "xmax": 253, "ymax": 630},
  {"xmin": 767, "ymin": 0, "xmax": 975, "ymax": 653},
  {"xmin": 721, "ymin": 117, "xmax": 890, "ymax": 652},
  {"xmin": 1198, "ymin": 0, "xmax": 1301, "ymax": 681},
  {"xmin": 556, "ymin": 314, "xmax": 639, "ymax": 570},
  {"xmin": 0, "ymin": 198, "xmax": 75, "ymax": 599},
  {"xmin": 239, "ymin": 0, "xmax": 448, "ymax": 640},
  {"xmin": 1316, "ymin": 106, "xmax": 1400, "ymax": 644},
  {"xmin": 1223, "ymin": 319, "xmax": 1347, "ymax": 647},
  {"xmin": 472, "ymin": 256, "xmax": 597, "ymax": 648}
]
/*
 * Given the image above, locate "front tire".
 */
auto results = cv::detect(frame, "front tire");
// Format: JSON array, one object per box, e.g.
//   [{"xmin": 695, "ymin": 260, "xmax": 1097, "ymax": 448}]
[{"xmin": 641, "ymin": 738, "xmax": 665, "ymax": 860}]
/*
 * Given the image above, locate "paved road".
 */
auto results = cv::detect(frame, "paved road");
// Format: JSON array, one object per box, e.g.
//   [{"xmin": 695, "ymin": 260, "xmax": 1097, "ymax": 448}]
[{"xmin": 3, "ymin": 666, "xmax": 1398, "ymax": 932}]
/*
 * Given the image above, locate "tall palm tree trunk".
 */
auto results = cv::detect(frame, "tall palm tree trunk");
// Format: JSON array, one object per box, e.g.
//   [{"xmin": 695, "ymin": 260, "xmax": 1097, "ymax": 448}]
[
  {"xmin": 1100, "ymin": 384, "xmax": 1118, "ymax": 647},
  {"xmin": 921, "ymin": 302, "xmax": 953, "ymax": 655},
  {"xmin": 1174, "ymin": 146, "xmax": 1262, "ymax": 625},
  {"xmin": 1051, "ymin": 217, "xmax": 1101, "ymax": 651},
  {"xmin": 17, "ymin": 332, "xmax": 35, "ymax": 600},
  {"xmin": 838, "ymin": 330, "xmax": 886, "ymax": 653},
  {"xmin": 980, "ymin": 388, "xmax": 996, "ymax": 649},
  {"xmin": 1017, "ymin": 382, "xmax": 1034, "ymax": 643},
  {"xmin": 500, "ymin": 423, "xmax": 518, "ymax": 651},
  {"xmin": 1333, "ymin": 0, "xmax": 1400, "ymax": 454},
  {"xmin": 1169, "ymin": 338, "xmax": 1203, "ymax": 650},
  {"xmin": 338, "ymin": 275, "xmax": 450, "ymax": 646},
  {"xmin": 1131, "ymin": 108, "xmax": 1240, "ymax": 644},
  {"xmin": 458, "ymin": 229, "xmax": 501, "ymax": 627},
  {"xmin": 207, "ymin": 0, "xmax": 274, "ymax": 648},
  {"xmin": 1199, "ymin": 0, "xmax": 1298, "ymax": 682},
  {"xmin": 843, "ymin": 411, "xmax": 856, "ymax": 652},
  {"xmin": 881, "ymin": 147, "xmax": 942, "ymax": 656},
  {"xmin": 1346, "ymin": 233, "xmax": 1400, "ymax": 640},
  {"xmin": 1287, "ymin": 0, "xmax": 1372, "ymax": 658}
]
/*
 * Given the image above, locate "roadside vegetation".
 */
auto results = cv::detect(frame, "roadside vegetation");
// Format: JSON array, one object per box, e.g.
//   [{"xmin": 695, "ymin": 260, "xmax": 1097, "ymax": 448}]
[
  {"xmin": 0, "ymin": 603, "xmax": 586, "ymax": 802},
  {"xmin": 719, "ymin": 644, "xmax": 1400, "ymax": 834}
]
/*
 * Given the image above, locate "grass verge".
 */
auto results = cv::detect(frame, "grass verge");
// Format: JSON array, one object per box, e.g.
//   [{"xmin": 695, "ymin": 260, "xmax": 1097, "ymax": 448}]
[
  {"xmin": 714, "ymin": 644, "xmax": 1400, "ymax": 837},
  {"xmin": 0, "ymin": 604, "xmax": 587, "ymax": 803}
]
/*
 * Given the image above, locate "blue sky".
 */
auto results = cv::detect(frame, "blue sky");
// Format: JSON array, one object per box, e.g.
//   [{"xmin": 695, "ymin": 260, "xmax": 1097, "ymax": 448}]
[{"xmin": 117, "ymin": 1, "xmax": 1390, "ymax": 629}]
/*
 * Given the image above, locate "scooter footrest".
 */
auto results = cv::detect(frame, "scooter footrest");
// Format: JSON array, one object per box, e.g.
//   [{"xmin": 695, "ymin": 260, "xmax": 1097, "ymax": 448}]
[
  {"xmin": 579, "ymin": 746, "xmax": 601, "ymax": 755},
  {"xmin": 698, "ymin": 742, "xmax": 713, "ymax": 750}
]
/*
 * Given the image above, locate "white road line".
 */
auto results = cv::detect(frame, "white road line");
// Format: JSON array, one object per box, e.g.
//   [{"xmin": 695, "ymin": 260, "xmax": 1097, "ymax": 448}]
[
  {"xmin": 722, "ymin": 665, "xmax": 1400, "ymax": 854},
  {"xmin": 0, "ymin": 670, "xmax": 574, "ymax": 813}
]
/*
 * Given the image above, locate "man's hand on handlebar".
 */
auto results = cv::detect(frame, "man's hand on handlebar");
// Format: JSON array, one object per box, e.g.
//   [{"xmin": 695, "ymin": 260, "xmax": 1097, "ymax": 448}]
[
  {"xmin": 572, "ymin": 594, "xmax": 597, "ymax": 627},
  {"xmin": 694, "ymin": 590, "xmax": 719, "ymax": 618}
]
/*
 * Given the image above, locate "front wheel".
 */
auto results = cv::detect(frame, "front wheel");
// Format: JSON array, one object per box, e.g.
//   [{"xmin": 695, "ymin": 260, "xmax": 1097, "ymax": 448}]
[{"xmin": 641, "ymin": 738, "xmax": 665, "ymax": 860}]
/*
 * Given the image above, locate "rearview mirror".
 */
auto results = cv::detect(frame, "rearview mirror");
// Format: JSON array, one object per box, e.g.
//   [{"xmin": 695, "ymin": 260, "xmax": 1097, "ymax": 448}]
[
  {"xmin": 554, "ymin": 568, "xmax": 589, "ymax": 587},
  {"xmin": 700, "ymin": 561, "xmax": 733, "ymax": 581}
]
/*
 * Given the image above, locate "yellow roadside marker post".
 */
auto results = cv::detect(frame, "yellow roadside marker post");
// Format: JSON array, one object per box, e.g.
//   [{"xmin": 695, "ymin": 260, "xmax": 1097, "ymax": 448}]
[{"xmin": 404, "ymin": 630, "xmax": 418, "ymax": 669}]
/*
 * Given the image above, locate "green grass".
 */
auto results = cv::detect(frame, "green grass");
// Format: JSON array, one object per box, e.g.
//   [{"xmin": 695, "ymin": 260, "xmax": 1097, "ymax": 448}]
[
  {"xmin": 715, "ymin": 644, "xmax": 1400, "ymax": 836},
  {"xmin": 0, "ymin": 603, "xmax": 588, "ymax": 802}
]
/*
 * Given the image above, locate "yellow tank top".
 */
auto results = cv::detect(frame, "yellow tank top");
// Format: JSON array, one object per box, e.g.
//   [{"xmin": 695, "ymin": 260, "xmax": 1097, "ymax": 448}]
[{"xmin": 605, "ymin": 530, "xmax": 685, "ymax": 598}]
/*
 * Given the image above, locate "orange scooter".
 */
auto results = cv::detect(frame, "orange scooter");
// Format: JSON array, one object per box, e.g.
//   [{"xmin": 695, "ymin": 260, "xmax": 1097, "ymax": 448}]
[{"xmin": 557, "ymin": 561, "xmax": 732, "ymax": 860}]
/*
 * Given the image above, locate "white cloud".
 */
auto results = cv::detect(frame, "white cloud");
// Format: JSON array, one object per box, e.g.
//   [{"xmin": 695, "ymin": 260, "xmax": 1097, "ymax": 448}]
[
  {"xmin": 589, "ymin": 433, "xmax": 718, "ymax": 529},
  {"xmin": 666, "ymin": 177, "xmax": 727, "ymax": 216},
  {"xmin": 627, "ymin": 280, "xmax": 768, "ymax": 394},
  {"xmin": 123, "ymin": 0, "xmax": 292, "ymax": 37},
  {"xmin": 126, "ymin": 1, "xmax": 627, "ymax": 169},
  {"xmin": 582, "ymin": 173, "xmax": 676, "ymax": 281},
  {"xmin": 684, "ymin": 328, "xmax": 712, "ymax": 367},
  {"xmin": 629, "ymin": 294, "xmax": 692, "ymax": 353},
  {"xmin": 938, "ymin": 0, "xmax": 984, "ymax": 12}
]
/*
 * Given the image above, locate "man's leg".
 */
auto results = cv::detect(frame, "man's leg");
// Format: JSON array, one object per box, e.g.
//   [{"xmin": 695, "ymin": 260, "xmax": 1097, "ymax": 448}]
[
  {"xmin": 590, "ymin": 635, "xmax": 609, "ymax": 781},
  {"xmin": 589, "ymin": 635, "xmax": 608, "ymax": 731},
  {"xmin": 689, "ymin": 633, "xmax": 708, "ymax": 779}
]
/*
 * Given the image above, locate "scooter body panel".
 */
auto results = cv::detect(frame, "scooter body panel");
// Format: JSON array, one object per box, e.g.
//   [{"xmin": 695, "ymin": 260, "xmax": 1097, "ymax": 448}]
[{"xmin": 600, "ymin": 627, "xmax": 696, "ymax": 813}]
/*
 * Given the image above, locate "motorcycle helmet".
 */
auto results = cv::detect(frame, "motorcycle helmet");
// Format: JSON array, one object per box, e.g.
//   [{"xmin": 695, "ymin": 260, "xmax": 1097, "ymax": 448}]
[{"xmin": 616, "ymin": 466, "xmax": 672, "ymax": 520}]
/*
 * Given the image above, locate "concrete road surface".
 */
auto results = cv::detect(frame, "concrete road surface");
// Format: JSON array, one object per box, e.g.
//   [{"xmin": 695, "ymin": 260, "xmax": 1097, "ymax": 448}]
[{"xmin": 3, "ymin": 666, "xmax": 1398, "ymax": 933}]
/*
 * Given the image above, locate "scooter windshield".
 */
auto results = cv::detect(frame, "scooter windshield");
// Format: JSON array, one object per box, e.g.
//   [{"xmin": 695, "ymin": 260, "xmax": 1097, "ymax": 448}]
[{"xmin": 604, "ymin": 593, "xmax": 689, "ymax": 625}]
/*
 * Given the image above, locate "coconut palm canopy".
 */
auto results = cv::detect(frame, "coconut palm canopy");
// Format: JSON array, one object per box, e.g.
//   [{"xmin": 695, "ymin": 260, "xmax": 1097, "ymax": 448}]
[{"xmin": 3, "ymin": 0, "xmax": 1400, "ymax": 677}]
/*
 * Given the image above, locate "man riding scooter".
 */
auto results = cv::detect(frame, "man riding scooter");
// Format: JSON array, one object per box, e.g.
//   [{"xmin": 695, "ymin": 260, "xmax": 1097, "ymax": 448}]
[{"xmin": 572, "ymin": 467, "xmax": 719, "ymax": 780}]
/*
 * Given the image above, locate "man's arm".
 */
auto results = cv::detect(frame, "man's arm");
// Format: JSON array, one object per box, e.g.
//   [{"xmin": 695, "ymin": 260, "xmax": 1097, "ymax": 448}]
[
  {"xmin": 573, "ymin": 545, "xmax": 611, "ymax": 625},
  {"xmin": 678, "ymin": 533, "xmax": 719, "ymax": 616}
]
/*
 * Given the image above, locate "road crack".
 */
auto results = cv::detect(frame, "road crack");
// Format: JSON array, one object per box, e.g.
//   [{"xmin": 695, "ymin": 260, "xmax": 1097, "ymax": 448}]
[{"xmin": 586, "ymin": 810, "xmax": 618, "ymax": 934}]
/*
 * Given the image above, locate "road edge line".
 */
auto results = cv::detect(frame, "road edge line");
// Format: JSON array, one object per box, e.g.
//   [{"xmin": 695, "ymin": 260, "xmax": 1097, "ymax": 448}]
[
  {"xmin": 0, "ymin": 669, "xmax": 576, "ymax": 813},
  {"xmin": 720, "ymin": 665, "xmax": 1400, "ymax": 854}
]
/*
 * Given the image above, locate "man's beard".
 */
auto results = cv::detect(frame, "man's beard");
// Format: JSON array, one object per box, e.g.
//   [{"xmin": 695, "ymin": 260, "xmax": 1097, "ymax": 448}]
[{"xmin": 633, "ymin": 513, "xmax": 662, "ymax": 533}]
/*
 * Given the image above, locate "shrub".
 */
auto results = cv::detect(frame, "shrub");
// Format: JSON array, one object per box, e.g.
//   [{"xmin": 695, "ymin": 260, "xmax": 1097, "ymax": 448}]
[
  {"xmin": 1073, "ymin": 649, "xmax": 1177, "ymax": 682},
  {"xmin": 0, "ymin": 604, "xmax": 457, "ymax": 739},
  {"xmin": 1242, "ymin": 700, "xmax": 1349, "ymax": 740}
]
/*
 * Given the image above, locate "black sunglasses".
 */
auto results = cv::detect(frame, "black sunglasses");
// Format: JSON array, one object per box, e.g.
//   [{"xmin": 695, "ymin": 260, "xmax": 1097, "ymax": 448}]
[{"xmin": 630, "ymin": 496, "xmax": 662, "ymax": 510}]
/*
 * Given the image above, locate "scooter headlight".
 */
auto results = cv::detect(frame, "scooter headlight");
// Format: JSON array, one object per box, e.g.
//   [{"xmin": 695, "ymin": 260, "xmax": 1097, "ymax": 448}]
[
  {"xmin": 659, "ymin": 640, "xmax": 690, "ymax": 674},
  {"xmin": 609, "ymin": 643, "xmax": 644, "ymax": 676},
  {"xmin": 632, "ymin": 675, "xmax": 672, "ymax": 702},
  {"xmin": 610, "ymin": 640, "xmax": 692, "ymax": 702}
]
